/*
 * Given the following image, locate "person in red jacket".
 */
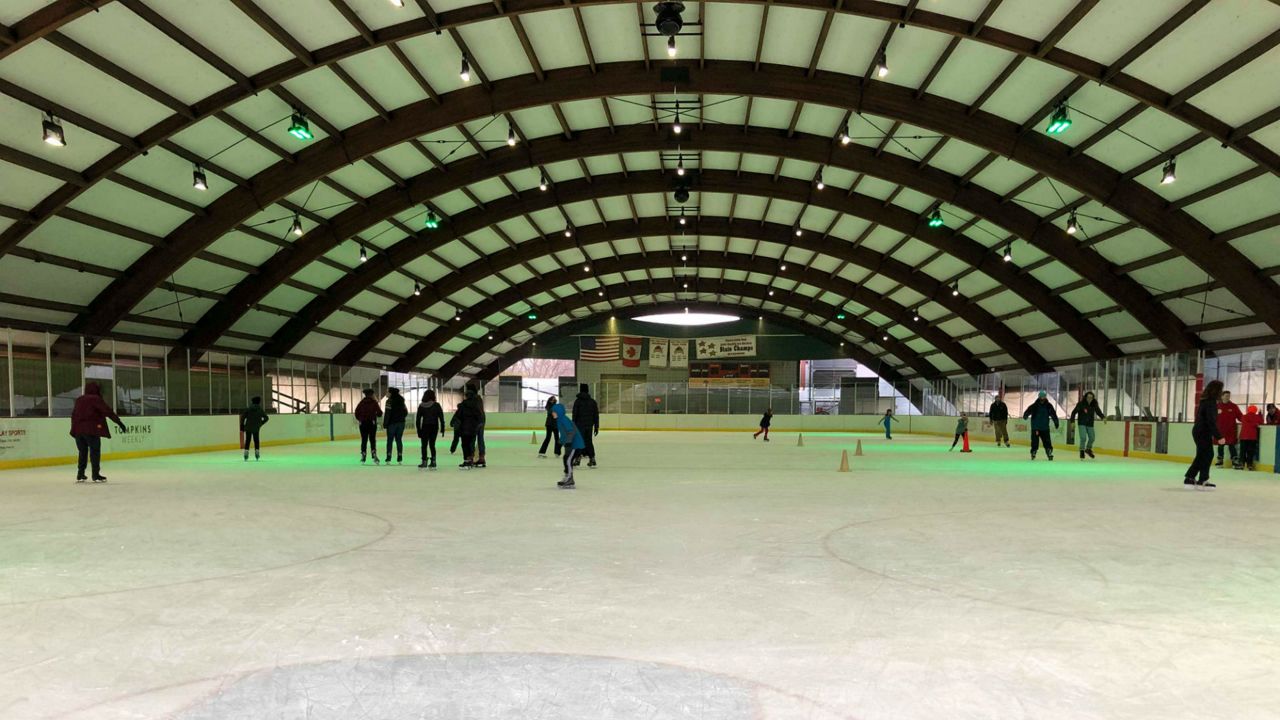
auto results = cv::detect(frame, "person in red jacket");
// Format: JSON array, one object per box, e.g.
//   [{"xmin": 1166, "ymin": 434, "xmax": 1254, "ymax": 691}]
[
  {"xmin": 353, "ymin": 388, "xmax": 383, "ymax": 464},
  {"xmin": 1239, "ymin": 405, "xmax": 1263, "ymax": 471},
  {"xmin": 1215, "ymin": 390, "xmax": 1244, "ymax": 469},
  {"xmin": 69, "ymin": 381, "xmax": 127, "ymax": 483}
]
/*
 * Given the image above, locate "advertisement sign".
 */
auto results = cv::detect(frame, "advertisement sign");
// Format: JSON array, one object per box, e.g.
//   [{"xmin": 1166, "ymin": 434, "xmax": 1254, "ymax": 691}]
[
  {"xmin": 694, "ymin": 335, "xmax": 757, "ymax": 359},
  {"xmin": 649, "ymin": 338, "xmax": 669, "ymax": 368},
  {"xmin": 1132, "ymin": 423, "xmax": 1153, "ymax": 452},
  {"xmin": 670, "ymin": 340, "xmax": 689, "ymax": 368}
]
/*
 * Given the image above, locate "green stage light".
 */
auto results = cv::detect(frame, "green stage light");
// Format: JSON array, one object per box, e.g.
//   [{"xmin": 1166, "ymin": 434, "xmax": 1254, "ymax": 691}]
[
  {"xmin": 527, "ymin": 312, "xmax": 538, "ymax": 320},
  {"xmin": 287, "ymin": 112, "xmax": 313, "ymax": 140},
  {"xmin": 424, "ymin": 211, "xmax": 440, "ymax": 229},
  {"xmin": 927, "ymin": 208, "xmax": 944, "ymax": 228},
  {"xmin": 1046, "ymin": 103, "xmax": 1071, "ymax": 135},
  {"xmin": 836, "ymin": 313, "xmax": 846, "ymax": 320}
]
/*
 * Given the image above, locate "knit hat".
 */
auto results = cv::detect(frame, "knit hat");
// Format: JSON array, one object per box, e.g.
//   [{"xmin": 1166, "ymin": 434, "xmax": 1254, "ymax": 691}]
[
  {"xmin": 1247, "ymin": 404, "xmax": 1259, "ymax": 414},
  {"xmin": 579, "ymin": 383, "xmax": 589, "ymax": 394},
  {"xmin": 1038, "ymin": 390, "xmax": 1047, "ymax": 398}
]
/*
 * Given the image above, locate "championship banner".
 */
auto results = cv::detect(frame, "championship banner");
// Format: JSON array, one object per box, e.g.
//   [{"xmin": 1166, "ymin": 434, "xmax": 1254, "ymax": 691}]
[
  {"xmin": 670, "ymin": 340, "xmax": 689, "ymax": 368},
  {"xmin": 621, "ymin": 337, "xmax": 642, "ymax": 368},
  {"xmin": 649, "ymin": 338, "xmax": 669, "ymax": 368},
  {"xmin": 695, "ymin": 335, "xmax": 757, "ymax": 359}
]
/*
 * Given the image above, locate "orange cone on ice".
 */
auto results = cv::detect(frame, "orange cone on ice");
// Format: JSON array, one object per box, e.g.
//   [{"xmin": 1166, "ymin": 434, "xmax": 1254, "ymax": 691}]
[
  {"xmin": 854, "ymin": 439, "xmax": 864, "ymax": 456},
  {"xmin": 797, "ymin": 433, "xmax": 805, "ymax": 447},
  {"xmin": 531, "ymin": 430, "xmax": 537, "ymax": 444},
  {"xmin": 838, "ymin": 449, "xmax": 851, "ymax": 472},
  {"xmin": 960, "ymin": 432, "xmax": 972, "ymax": 453}
]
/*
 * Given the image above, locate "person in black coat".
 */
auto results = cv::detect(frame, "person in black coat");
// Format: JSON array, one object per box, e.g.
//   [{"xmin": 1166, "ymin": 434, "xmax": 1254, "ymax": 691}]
[
  {"xmin": 415, "ymin": 389, "xmax": 446, "ymax": 469},
  {"xmin": 1185, "ymin": 380, "xmax": 1224, "ymax": 489},
  {"xmin": 450, "ymin": 384, "xmax": 485, "ymax": 469},
  {"xmin": 988, "ymin": 394, "xmax": 1010, "ymax": 447},
  {"xmin": 538, "ymin": 395, "xmax": 562, "ymax": 458},
  {"xmin": 753, "ymin": 408, "xmax": 773, "ymax": 441},
  {"xmin": 572, "ymin": 383, "xmax": 600, "ymax": 467},
  {"xmin": 1068, "ymin": 391, "xmax": 1105, "ymax": 460},
  {"xmin": 383, "ymin": 387, "xmax": 409, "ymax": 464},
  {"xmin": 1022, "ymin": 391, "xmax": 1060, "ymax": 460}
]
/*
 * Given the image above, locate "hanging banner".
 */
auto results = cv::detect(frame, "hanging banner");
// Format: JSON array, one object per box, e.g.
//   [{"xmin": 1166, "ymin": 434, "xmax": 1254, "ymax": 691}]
[
  {"xmin": 670, "ymin": 340, "xmax": 689, "ymax": 368},
  {"xmin": 649, "ymin": 338, "xmax": 669, "ymax": 368},
  {"xmin": 695, "ymin": 335, "xmax": 757, "ymax": 359},
  {"xmin": 621, "ymin": 337, "xmax": 642, "ymax": 368}
]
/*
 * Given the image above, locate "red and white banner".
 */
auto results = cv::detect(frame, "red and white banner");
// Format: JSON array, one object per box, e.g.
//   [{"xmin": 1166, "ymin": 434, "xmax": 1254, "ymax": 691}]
[{"xmin": 621, "ymin": 337, "xmax": 642, "ymax": 367}]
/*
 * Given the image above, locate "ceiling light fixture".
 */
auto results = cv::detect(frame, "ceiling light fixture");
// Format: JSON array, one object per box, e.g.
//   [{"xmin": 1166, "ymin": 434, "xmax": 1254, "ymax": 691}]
[
  {"xmin": 780, "ymin": 264, "xmax": 787, "ymax": 271},
  {"xmin": 389, "ymin": 0, "xmax": 404, "ymax": 6},
  {"xmin": 1046, "ymin": 101, "xmax": 1072, "ymax": 135},
  {"xmin": 928, "ymin": 208, "xmax": 944, "ymax": 228},
  {"xmin": 951, "ymin": 281, "xmax": 960, "ymax": 297},
  {"xmin": 874, "ymin": 51, "xmax": 889, "ymax": 78},
  {"xmin": 539, "ymin": 171, "xmax": 549, "ymax": 191},
  {"xmin": 192, "ymin": 164, "xmax": 208, "ymax": 191},
  {"xmin": 667, "ymin": 35, "xmax": 677, "ymax": 58},
  {"xmin": 680, "ymin": 254, "xmax": 687, "ymax": 261},
  {"xmin": 1161, "ymin": 157, "xmax": 1177, "ymax": 185},
  {"xmin": 1003, "ymin": 244, "xmax": 1013, "ymax": 262},
  {"xmin": 839, "ymin": 123, "xmax": 851, "ymax": 145},
  {"xmin": 413, "ymin": 282, "xmax": 421, "ymax": 296},
  {"xmin": 912, "ymin": 308, "xmax": 919, "ymax": 322},
  {"xmin": 1066, "ymin": 212, "xmax": 1079, "ymax": 235},
  {"xmin": 673, "ymin": 111, "xmax": 682, "ymax": 135},
  {"xmin": 564, "ymin": 227, "xmax": 573, "ymax": 237},
  {"xmin": 424, "ymin": 211, "xmax": 440, "ymax": 229},
  {"xmin": 679, "ymin": 216, "xmax": 687, "ymax": 225},
  {"xmin": 42, "ymin": 112, "xmax": 66, "ymax": 147},
  {"xmin": 815, "ymin": 168, "xmax": 824, "ymax": 190},
  {"xmin": 676, "ymin": 158, "xmax": 685, "ymax": 176},
  {"xmin": 459, "ymin": 56, "xmax": 471, "ymax": 83},
  {"xmin": 287, "ymin": 111, "xmax": 313, "ymax": 140},
  {"xmin": 507, "ymin": 125, "xmax": 517, "ymax": 146},
  {"xmin": 290, "ymin": 215, "xmax": 303, "ymax": 236},
  {"xmin": 583, "ymin": 264, "xmax": 590, "ymax": 272},
  {"xmin": 359, "ymin": 246, "xmax": 368, "ymax": 263},
  {"xmin": 794, "ymin": 226, "xmax": 802, "ymax": 237}
]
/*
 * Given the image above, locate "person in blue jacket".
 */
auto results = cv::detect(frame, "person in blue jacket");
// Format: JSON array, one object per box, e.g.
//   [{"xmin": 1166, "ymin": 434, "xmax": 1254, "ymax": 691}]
[
  {"xmin": 553, "ymin": 402, "xmax": 585, "ymax": 489},
  {"xmin": 880, "ymin": 408, "xmax": 899, "ymax": 439},
  {"xmin": 1022, "ymin": 390, "xmax": 1060, "ymax": 461}
]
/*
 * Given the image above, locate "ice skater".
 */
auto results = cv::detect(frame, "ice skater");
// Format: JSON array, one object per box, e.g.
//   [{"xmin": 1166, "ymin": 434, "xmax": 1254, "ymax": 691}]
[
  {"xmin": 572, "ymin": 383, "xmax": 600, "ymax": 467},
  {"xmin": 383, "ymin": 387, "xmax": 408, "ymax": 464},
  {"xmin": 1240, "ymin": 405, "xmax": 1262, "ymax": 472},
  {"xmin": 1215, "ymin": 390, "xmax": 1243, "ymax": 469},
  {"xmin": 949, "ymin": 413, "xmax": 972, "ymax": 452},
  {"xmin": 1184, "ymin": 380, "xmax": 1224, "ymax": 489},
  {"xmin": 1023, "ymin": 390, "xmax": 1059, "ymax": 460},
  {"xmin": 473, "ymin": 385, "xmax": 488, "ymax": 469},
  {"xmin": 69, "ymin": 381, "xmax": 127, "ymax": 483},
  {"xmin": 415, "ymin": 389, "xmax": 445, "ymax": 469},
  {"xmin": 880, "ymin": 408, "xmax": 899, "ymax": 439},
  {"xmin": 239, "ymin": 395, "xmax": 269, "ymax": 461},
  {"xmin": 553, "ymin": 402, "xmax": 584, "ymax": 489},
  {"xmin": 451, "ymin": 384, "xmax": 484, "ymax": 469},
  {"xmin": 753, "ymin": 407, "xmax": 773, "ymax": 441},
  {"xmin": 1069, "ymin": 391, "xmax": 1105, "ymax": 460},
  {"xmin": 355, "ymin": 388, "xmax": 383, "ymax": 464},
  {"xmin": 538, "ymin": 395, "xmax": 561, "ymax": 458},
  {"xmin": 988, "ymin": 394, "xmax": 1010, "ymax": 447}
]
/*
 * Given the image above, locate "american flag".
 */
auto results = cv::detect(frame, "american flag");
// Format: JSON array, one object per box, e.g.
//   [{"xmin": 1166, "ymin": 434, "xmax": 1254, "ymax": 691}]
[{"xmin": 579, "ymin": 336, "xmax": 620, "ymax": 362}]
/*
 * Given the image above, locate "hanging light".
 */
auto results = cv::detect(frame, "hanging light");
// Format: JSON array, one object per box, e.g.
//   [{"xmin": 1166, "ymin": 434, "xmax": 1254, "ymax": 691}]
[
  {"xmin": 874, "ymin": 51, "xmax": 889, "ymax": 78},
  {"xmin": 681, "ymin": 254, "xmax": 687, "ymax": 261},
  {"xmin": 672, "ymin": 111, "xmax": 682, "ymax": 135},
  {"xmin": 41, "ymin": 112, "xmax": 66, "ymax": 146},
  {"xmin": 679, "ymin": 215, "xmax": 687, "ymax": 225},
  {"xmin": 460, "ymin": 56, "xmax": 471, "ymax": 83},
  {"xmin": 839, "ymin": 123, "xmax": 851, "ymax": 146},
  {"xmin": 290, "ymin": 215, "xmax": 303, "ymax": 236},
  {"xmin": 1066, "ymin": 211, "xmax": 1079, "ymax": 235},
  {"xmin": 667, "ymin": 35, "xmax": 677, "ymax": 58},
  {"xmin": 882, "ymin": 334, "xmax": 889, "ymax": 342},
  {"xmin": 912, "ymin": 308, "xmax": 919, "ymax": 322},
  {"xmin": 539, "ymin": 171, "xmax": 548, "ymax": 191},
  {"xmin": 1046, "ymin": 101, "xmax": 1072, "ymax": 135},
  {"xmin": 928, "ymin": 208, "xmax": 944, "ymax": 228},
  {"xmin": 1003, "ymin": 244, "xmax": 1013, "ymax": 262},
  {"xmin": 359, "ymin": 246, "xmax": 368, "ymax": 263},
  {"xmin": 815, "ymin": 168, "xmax": 824, "ymax": 190},
  {"xmin": 506, "ymin": 125, "xmax": 517, "ymax": 147},
  {"xmin": 192, "ymin": 164, "xmax": 208, "ymax": 191},
  {"xmin": 1161, "ymin": 157, "xmax": 1177, "ymax": 185},
  {"xmin": 768, "ymin": 290, "xmax": 774, "ymax": 296},
  {"xmin": 564, "ymin": 227, "xmax": 572, "ymax": 237},
  {"xmin": 598, "ymin": 290, "xmax": 604, "ymax": 297},
  {"xmin": 527, "ymin": 312, "xmax": 538, "ymax": 320},
  {"xmin": 794, "ymin": 226, "xmax": 802, "ymax": 237},
  {"xmin": 951, "ymin": 281, "xmax": 960, "ymax": 297},
  {"xmin": 424, "ymin": 211, "xmax": 440, "ymax": 229},
  {"xmin": 836, "ymin": 312, "xmax": 847, "ymax": 320},
  {"xmin": 676, "ymin": 158, "xmax": 685, "ymax": 176},
  {"xmin": 389, "ymin": 0, "xmax": 404, "ymax": 6},
  {"xmin": 583, "ymin": 264, "xmax": 590, "ymax": 272},
  {"xmin": 413, "ymin": 281, "xmax": 421, "ymax": 296},
  {"xmin": 287, "ymin": 111, "xmax": 313, "ymax": 140}
]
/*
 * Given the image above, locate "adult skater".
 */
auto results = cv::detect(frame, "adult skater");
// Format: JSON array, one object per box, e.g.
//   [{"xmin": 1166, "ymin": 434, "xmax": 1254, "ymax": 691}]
[
  {"xmin": 1022, "ymin": 390, "xmax": 1060, "ymax": 461},
  {"xmin": 383, "ymin": 387, "xmax": 408, "ymax": 464},
  {"xmin": 451, "ymin": 384, "xmax": 485, "ymax": 469},
  {"xmin": 1184, "ymin": 379, "xmax": 1223, "ymax": 489},
  {"xmin": 753, "ymin": 407, "xmax": 773, "ymax": 441},
  {"xmin": 537, "ymin": 395, "xmax": 561, "ymax": 458},
  {"xmin": 239, "ymin": 395, "xmax": 269, "ymax": 461},
  {"xmin": 572, "ymin": 383, "xmax": 600, "ymax": 467},
  {"xmin": 415, "ymin": 389, "xmax": 445, "ymax": 469},
  {"xmin": 880, "ymin": 408, "xmax": 899, "ymax": 439},
  {"xmin": 69, "ymin": 381, "xmax": 127, "ymax": 483},
  {"xmin": 949, "ymin": 412, "xmax": 971, "ymax": 452},
  {"xmin": 354, "ymin": 388, "xmax": 383, "ymax": 464},
  {"xmin": 1267, "ymin": 403, "xmax": 1280, "ymax": 425},
  {"xmin": 473, "ymin": 385, "xmax": 488, "ymax": 469},
  {"xmin": 1215, "ymin": 390, "xmax": 1243, "ymax": 469},
  {"xmin": 1068, "ymin": 391, "xmax": 1105, "ymax": 460},
  {"xmin": 553, "ymin": 402, "xmax": 584, "ymax": 489},
  {"xmin": 1240, "ymin": 405, "xmax": 1262, "ymax": 472},
  {"xmin": 988, "ymin": 394, "xmax": 1010, "ymax": 447}
]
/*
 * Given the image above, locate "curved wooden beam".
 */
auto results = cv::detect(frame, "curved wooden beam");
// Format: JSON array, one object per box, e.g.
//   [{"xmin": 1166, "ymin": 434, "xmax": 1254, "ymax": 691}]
[
  {"xmin": 63, "ymin": 63, "xmax": 1260, "ymax": 343},
  {"xmin": 465, "ymin": 301, "xmax": 913, "ymax": 387},
  {"xmin": 0, "ymin": 0, "xmax": 111, "ymax": 60},
  {"xmin": 178, "ymin": 125, "xmax": 1186, "ymax": 357},
  {"xmin": 317, "ymin": 230, "xmax": 1030, "ymax": 374},
  {"xmin": 4, "ymin": 0, "xmax": 1271, "ymax": 268},
  {"xmin": 392, "ymin": 272, "xmax": 944, "ymax": 378}
]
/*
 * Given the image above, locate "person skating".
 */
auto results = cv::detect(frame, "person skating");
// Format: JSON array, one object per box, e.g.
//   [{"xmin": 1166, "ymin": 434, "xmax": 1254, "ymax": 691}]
[
  {"xmin": 415, "ymin": 389, "xmax": 445, "ymax": 469},
  {"xmin": 383, "ymin": 387, "xmax": 408, "ymax": 464},
  {"xmin": 451, "ymin": 384, "xmax": 485, "ymax": 469},
  {"xmin": 1022, "ymin": 391, "xmax": 1060, "ymax": 460},
  {"xmin": 880, "ymin": 408, "xmax": 899, "ymax": 439},
  {"xmin": 1239, "ymin": 405, "xmax": 1262, "ymax": 472},
  {"xmin": 354, "ymin": 388, "xmax": 383, "ymax": 464},
  {"xmin": 473, "ymin": 386, "xmax": 488, "ymax": 468},
  {"xmin": 553, "ymin": 402, "xmax": 584, "ymax": 489},
  {"xmin": 753, "ymin": 408, "xmax": 773, "ymax": 441},
  {"xmin": 1184, "ymin": 380, "xmax": 1223, "ymax": 489},
  {"xmin": 572, "ymin": 383, "xmax": 600, "ymax": 468},
  {"xmin": 1267, "ymin": 403, "xmax": 1280, "ymax": 426},
  {"xmin": 949, "ymin": 413, "xmax": 972, "ymax": 452},
  {"xmin": 988, "ymin": 394, "xmax": 1010, "ymax": 447},
  {"xmin": 69, "ymin": 381, "xmax": 127, "ymax": 483},
  {"xmin": 1069, "ymin": 391, "xmax": 1105, "ymax": 460},
  {"xmin": 239, "ymin": 395, "xmax": 269, "ymax": 461},
  {"xmin": 537, "ymin": 395, "xmax": 562, "ymax": 458},
  {"xmin": 1215, "ymin": 390, "xmax": 1243, "ymax": 469}
]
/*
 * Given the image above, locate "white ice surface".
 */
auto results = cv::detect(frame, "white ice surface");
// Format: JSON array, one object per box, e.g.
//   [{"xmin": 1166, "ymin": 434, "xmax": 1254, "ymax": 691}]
[{"xmin": 1, "ymin": 430, "xmax": 1278, "ymax": 719}]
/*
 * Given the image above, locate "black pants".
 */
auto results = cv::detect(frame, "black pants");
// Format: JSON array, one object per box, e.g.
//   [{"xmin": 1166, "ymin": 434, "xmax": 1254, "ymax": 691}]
[
  {"xmin": 576, "ymin": 422, "xmax": 595, "ymax": 460},
  {"xmin": 459, "ymin": 433, "xmax": 476, "ymax": 462},
  {"xmin": 359, "ymin": 421, "xmax": 378, "ymax": 456},
  {"xmin": 75, "ymin": 435, "xmax": 101, "ymax": 477},
  {"xmin": 1240, "ymin": 439, "xmax": 1259, "ymax": 466},
  {"xmin": 385, "ymin": 422, "xmax": 404, "ymax": 460},
  {"xmin": 243, "ymin": 430, "xmax": 260, "ymax": 452},
  {"xmin": 420, "ymin": 430, "xmax": 438, "ymax": 463},
  {"xmin": 539, "ymin": 426, "xmax": 561, "ymax": 455},
  {"xmin": 1186, "ymin": 432, "xmax": 1214, "ymax": 482},
  {"xmin": 951, "ymin": 432, "xmax": 967, "ymax": 449},
  {"xmin": 1216, "ymin": 442, "xmax": 1238, "ymax": 463},
  {"xmin": 1030, "ymin": 428, "xmax": 1053, "ymax": 456}
]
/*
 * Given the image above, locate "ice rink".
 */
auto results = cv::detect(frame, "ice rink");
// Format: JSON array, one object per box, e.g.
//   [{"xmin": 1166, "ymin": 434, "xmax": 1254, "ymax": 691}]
[{"xmin": 2, "ymin": 430, "xmax": 1278, "ymax": 720}]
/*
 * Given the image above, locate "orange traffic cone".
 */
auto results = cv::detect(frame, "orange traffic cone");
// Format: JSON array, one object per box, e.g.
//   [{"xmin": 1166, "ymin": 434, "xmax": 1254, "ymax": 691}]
[
  {"xmin": 960, "ymin": 432, "xmax": 972, "ymax": 453},
  {"xmin": 531, "ymin": 430, "xmax": 537, "ymax": 444},
  {"xmin": 854, "ymin": 439, "xmax": 864, "ymax": 456},
  {"xmin": 838, "ymin": 449, "xmax": 851, "ymax": 472},
  {"xmin": 796, "ymin": 433, "xmax": 805, "ymax": 447}
]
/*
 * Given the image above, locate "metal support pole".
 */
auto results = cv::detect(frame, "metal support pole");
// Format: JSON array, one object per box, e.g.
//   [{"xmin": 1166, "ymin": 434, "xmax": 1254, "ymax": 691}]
[
  {"xmin": 7, "ymin": 328, "xmax": 15, "ymax": 418},
  {"xmin": 186, "ymin": 348, "xmax": 192, "ymax": 415},
  {"xmin": 109, "ymin": 338, "xmax": 116, "ymax": 413},
  {"xmin": 45, "ymin": 331, "xmax": 53, "ymax": 418},
  {"xmin": 163, "ymin": 349, "xmax": 169, "ymax": 415}
]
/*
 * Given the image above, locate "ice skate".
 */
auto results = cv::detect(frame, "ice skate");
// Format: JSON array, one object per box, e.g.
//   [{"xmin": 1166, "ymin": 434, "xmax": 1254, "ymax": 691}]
[
  {"xmin": 1047, "ymin": 453, "xmax": 1054, "ymax": 461},
  {"xmin": 1184, "ymin": 478, "xmax": 1197, "ymax": 488},
  {"xmin": 91, "ymin": 475, "xmax": 107, "ymax": 483},
  {"xmin": 1030, "ymin": 452, "xmax": 1036, "ymax": 460},
  {"xmin": 1086, "ymin": 449, "xmax": 1095, "ymax": 459},
  {"xmin": 75, "ymin": 475, "xmax": 87, "ymax": 483},
  {"xmin": 475, "ymin": 459, "xmax": 487, "ymax": 468},
  {"xmin": 429, "ymin": 460, "xmax": 437, "ymax": 470},
  {"xmin": 537, "ymin": 453, "xmax": 546, "ymax": 459},
  {"xmin": 763, "ymin": 437, "xmax": 770, "ymax": 442},
  {"xmin": 1080, "ymin": 450, "xmax": 1085, "ymax": 460},
  {"xmin": 1214, "ymin": 458, "xmax": 1224, "ymax": 467},
  {"xmin": 372, "ymin": 455, "xmax": 380, "ymax": 465},
  {"xmin": 361, "ymin": 453, "xmax": 366, "ymax": 464},
  {"xmin": 1232, "ymin": 461, "xmax": 1243, "ymax": 471},
  {"xmin": 1196, "ymin": 479, "xmax": 1216, "ymax": 490},
  {"xmin": 588, "ymin": 458, "xmax": 597, "ymax": 468},
  {"xmin": 397, "ymin": 456, "xmax": 403, "ymax": 465},
  {"xmin": 418, "ymin": 461, "xmax": 428, "ymax": 469},
  {"xmin": 557, "ymin": 478, "xmax": 575, "ymax": 489},
  {"xmin": 1004, "ymin": 442, "xmax": 1011, "ymax": 448},
  {"xmin": 243, "ymin": 452, "xmax": 248, "ymax": 461},
  {"xmin": 459, "ymin": 461, "xmax": 473, "ymax": 470},
  {"xmin": 1247, "ymin": 463, "xmax": 1256, "ymax": 471},
  {"xmin": 254, "ymin": 452, "xmax": 260, "ymax": 461}
]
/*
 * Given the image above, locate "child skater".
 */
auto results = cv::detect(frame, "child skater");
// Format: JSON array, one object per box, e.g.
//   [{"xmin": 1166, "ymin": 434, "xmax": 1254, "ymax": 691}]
[
  {"xmin": 1069, "ymin": 391, "xmax": 1105, "ymax": 460},
  {"xmin": 1240, "ymin": 405, "xmax": 1262, "ymax": 472},
  {"xmin": 949, "ymin": 412, "xmax": 971, "ymax": 452},
  {"xmin": 239, "ymin": 395, "xmax": 269, "ymax": 461},
  {"xmin": 383, "ymin": 387, "xmax": 408, "ymax": 464},
  {"xmin": 753, "ymin": 407, "xmax": 773, "ymax": 441},
  {"xmin": 553, "ymin": 402, "xmax": 584, "ymax": 489},
  {"xmin": 538, "ymin": 395, "xmax": 561, "ymax": 458},
  {"xmin": 881, "ymin": 408, "xmax": 899, "ymax": 439},
  {"xmin": 415, "ymin": 389, "xmax": 445, "ymax": 469},
  {"xmin": 1023, "ymin": 390, "xmax": 1060, "ymax": 461},
  {"xmin": 354, "ymin": 388, "xmax": 383, "ymax": 464}
]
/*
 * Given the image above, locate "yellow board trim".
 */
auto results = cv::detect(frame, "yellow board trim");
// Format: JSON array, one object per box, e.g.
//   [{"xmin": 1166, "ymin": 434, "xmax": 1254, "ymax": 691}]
[{"xmin": 0, "ymin": 433, "xmax": 362, "ymax": 471}]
